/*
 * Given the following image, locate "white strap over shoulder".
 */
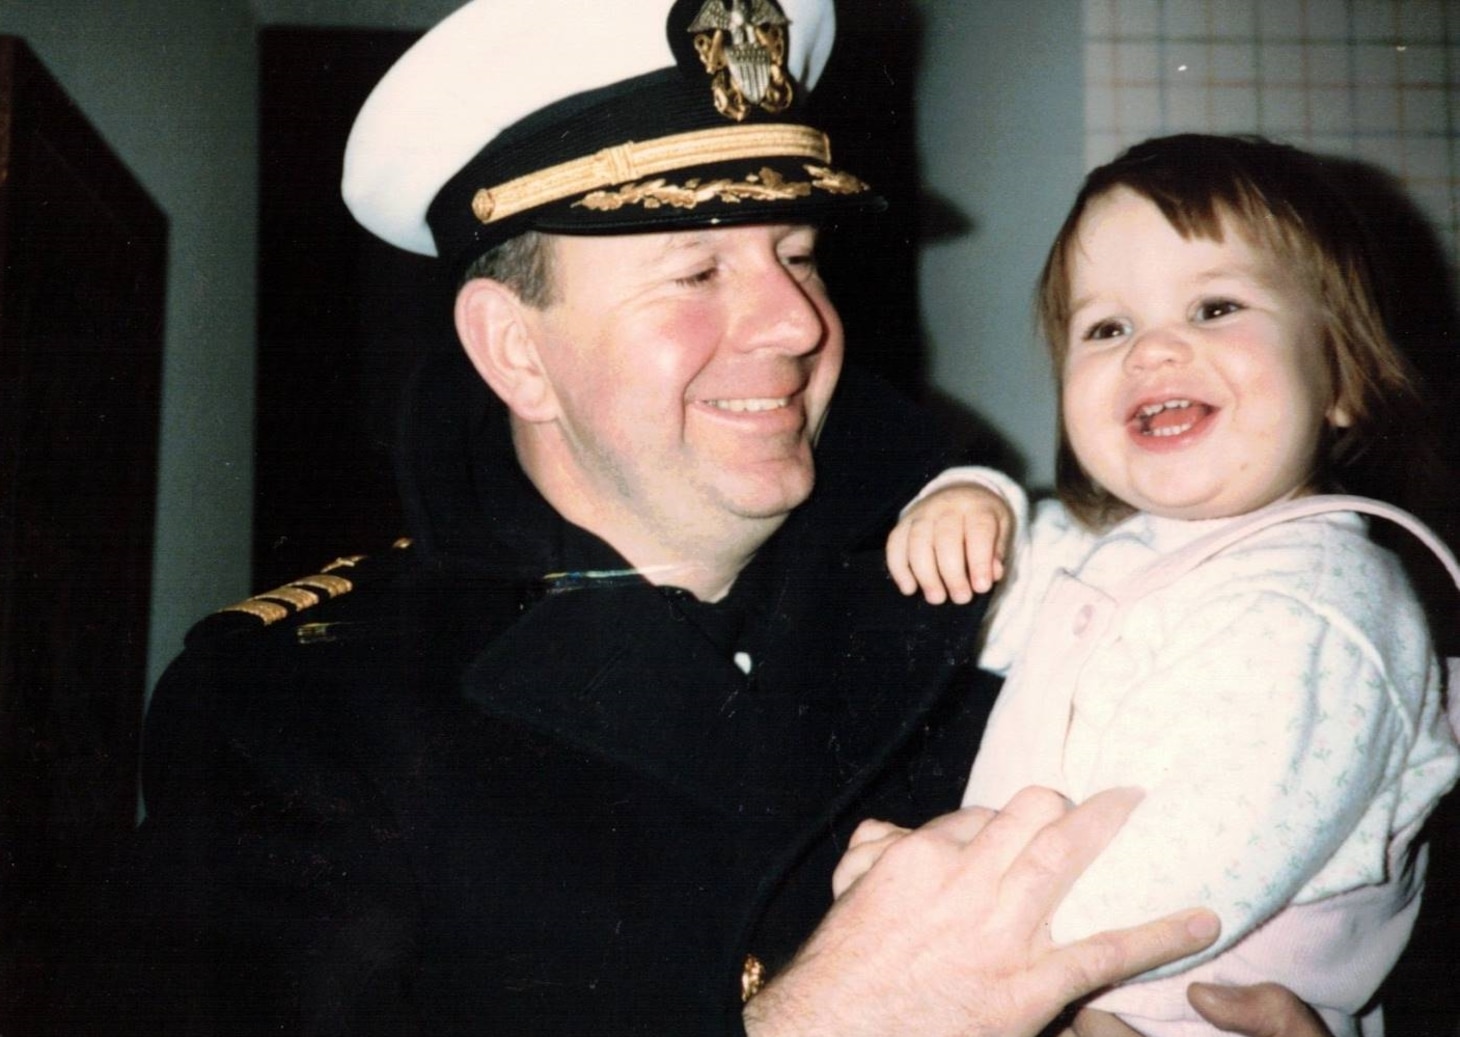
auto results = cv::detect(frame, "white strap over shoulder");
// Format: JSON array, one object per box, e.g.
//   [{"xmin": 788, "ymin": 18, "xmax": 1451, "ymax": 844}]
[
  {"xmin": 1122, "ymin": 494, "xmax": 1460, "ymax": 601},
  {"xmin": 1118, "ymin": 494, "xmax": 1460, "ymax": 739}
]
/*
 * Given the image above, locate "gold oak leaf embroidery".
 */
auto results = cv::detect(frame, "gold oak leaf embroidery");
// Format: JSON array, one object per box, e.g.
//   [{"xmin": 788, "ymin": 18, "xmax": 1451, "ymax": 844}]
[{"xmin": 574, "ymin": 165, "xmax": 868, "ymax": 213}]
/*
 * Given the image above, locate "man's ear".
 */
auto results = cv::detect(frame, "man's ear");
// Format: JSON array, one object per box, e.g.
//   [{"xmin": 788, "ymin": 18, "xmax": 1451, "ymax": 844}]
[{"xmin": 455, "ymin": 278, "xmax": 558, "ymax": 423}]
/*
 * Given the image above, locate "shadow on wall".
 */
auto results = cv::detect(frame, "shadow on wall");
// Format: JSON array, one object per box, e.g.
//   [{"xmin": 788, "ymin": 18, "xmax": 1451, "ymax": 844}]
[
  {"xmin": 812, "ymin": 0, "xmax": 930, "ymax": 395},
  {"xmin": 1325, "ymin": 154, "xmax": 1460, "ymax": 1037},
  {"xmin": 1322, "ymin": 155, "xmax": 1460, "ymax": 535},
  {"xmin": 816, "ymin": 0, "xmax": 1021, "ymax": 482}
]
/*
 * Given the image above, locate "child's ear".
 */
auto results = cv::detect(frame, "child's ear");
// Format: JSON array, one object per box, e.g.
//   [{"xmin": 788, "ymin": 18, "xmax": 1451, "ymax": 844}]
[
  {"xmin": 455, "ymin": 278, "xmax": 558, "ymax": 423},
  {"xmin": 1327, "ymin": 400, "xmax": 1354, "ymax": 429}
]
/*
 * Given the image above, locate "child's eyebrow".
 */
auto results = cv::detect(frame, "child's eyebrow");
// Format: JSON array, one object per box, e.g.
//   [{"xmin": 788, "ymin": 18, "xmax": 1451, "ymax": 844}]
[
  {"xmin": 1191, "ymin": 260, "xmax": 1287, "ymax": 291},
  {"xmin": 1193, "ymin": 263, "xmax": 1252, "ymax": 281},
  {"xmin": 1067, "ymin": 262, "xmax": 1280, "ymax": 317}
]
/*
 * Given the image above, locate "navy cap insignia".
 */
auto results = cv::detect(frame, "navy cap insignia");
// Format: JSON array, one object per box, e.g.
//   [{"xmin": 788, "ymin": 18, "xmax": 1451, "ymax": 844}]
[
  {"xmin": 348, "ymin": 0, "xmax": 873, "ymax": 267},
  {"xmin": 688, "ymin": 0, "xmax": 793, "ymax": 122}
]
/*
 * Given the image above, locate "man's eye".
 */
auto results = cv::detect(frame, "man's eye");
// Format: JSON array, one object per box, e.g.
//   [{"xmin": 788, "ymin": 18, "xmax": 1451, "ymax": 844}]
[
  {"xmin": 781, "ymin": 252, "xmax": 818, "ymax": 280},
  {"xmin": 675, "ymin": 266, "xmax": 717, "ymax": 287},
  {"xmin": 1195, "ymin": 298, "xmax": 1243, "ymax": 321},
  {"xmin": 1082, "ymin": 318, "xmax": 1130, "ymax": 341}
]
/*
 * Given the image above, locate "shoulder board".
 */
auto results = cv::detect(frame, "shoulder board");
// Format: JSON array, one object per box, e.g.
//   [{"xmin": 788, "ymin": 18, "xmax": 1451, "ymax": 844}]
[{"xmin": 186, "ymin": 538, "xmax": 413, "ymax": 645}]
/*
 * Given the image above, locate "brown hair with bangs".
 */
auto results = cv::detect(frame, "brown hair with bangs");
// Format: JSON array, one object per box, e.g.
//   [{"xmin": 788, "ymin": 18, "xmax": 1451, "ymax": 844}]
[{"xmin": 1038, "ymin": 133, "xmax": 1438, "ymax": 532}]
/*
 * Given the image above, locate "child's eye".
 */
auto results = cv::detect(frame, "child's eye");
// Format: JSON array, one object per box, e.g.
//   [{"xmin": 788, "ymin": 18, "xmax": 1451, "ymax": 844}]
[
  {"xmin": 1194, "ymin": 298, "xmax": 1243, "ymax": 322},
  {"xmin": 1081, "ymin": 318, "xmax": 1131, "ymax": 342}
]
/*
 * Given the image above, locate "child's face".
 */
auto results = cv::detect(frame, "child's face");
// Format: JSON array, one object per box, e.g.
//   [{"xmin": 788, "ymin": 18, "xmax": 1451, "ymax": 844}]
[{"xmin": 1060, "ymin": 188, "xmax": 1347, "ymax": 521}]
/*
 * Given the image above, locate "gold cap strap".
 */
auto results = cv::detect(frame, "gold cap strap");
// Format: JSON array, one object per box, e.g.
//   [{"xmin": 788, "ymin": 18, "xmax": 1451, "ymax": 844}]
[{"xmin": 470, "ymin": 124, "xmax": 831, "ymax": 226}]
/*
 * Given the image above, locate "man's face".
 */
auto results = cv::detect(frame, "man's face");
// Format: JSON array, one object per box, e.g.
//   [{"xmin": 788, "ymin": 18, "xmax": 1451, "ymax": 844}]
[{"xmin": 520, "ymin": 223, "xmax": 844, "ymax": 569}]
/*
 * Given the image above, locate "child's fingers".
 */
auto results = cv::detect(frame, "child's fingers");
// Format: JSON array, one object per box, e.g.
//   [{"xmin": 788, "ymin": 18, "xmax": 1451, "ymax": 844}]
[
  {"xmin": 933, "ymin": 513, "xmax": 976, "ymax": 604},
  {"xmin": 963, "ymin": 513, "xmax": 992, "ymax": 595},
  {"xmin": 990, "ymin": 507, "xmax": 1014, "ymax": 584},
  {"xmin": 906, "ymin": 518, "xmax": 950, "ymax": 604},
  {"xmin": 884, "ymin": 522, "xmax": 918, "ymax": 596},
  {"xmin": 968, "ymin": 559, "xmax": 994, "ymax": 596},
  {"xmin": 965, "ymin": 512, "xmax": 1007, "ymax": 595},
  {"xmin": 889, "ymin": 484, "xmax": 1017, "ymax": 606},
  {"xmin": 995, "ymin": 508, "xmax": 1015, "ymax": 562}
]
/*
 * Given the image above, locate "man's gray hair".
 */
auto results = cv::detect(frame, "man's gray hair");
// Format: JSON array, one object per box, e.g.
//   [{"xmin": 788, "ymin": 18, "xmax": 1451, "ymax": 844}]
[{"xmin": 459, "ymin": 230, "xmax": 556, "ymax": 307}]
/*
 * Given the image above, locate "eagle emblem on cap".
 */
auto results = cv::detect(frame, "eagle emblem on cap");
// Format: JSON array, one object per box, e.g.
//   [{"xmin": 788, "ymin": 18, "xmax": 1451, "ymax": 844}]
[{"xmin": 688, "ymin": 0, "xmax": 793, "ymax": 122}]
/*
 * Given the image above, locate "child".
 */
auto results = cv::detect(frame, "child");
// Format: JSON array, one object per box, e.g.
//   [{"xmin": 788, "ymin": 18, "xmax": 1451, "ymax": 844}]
[{"xmin": 883, "ymin": 135, "xmax": 1460, "ymax": 1035}]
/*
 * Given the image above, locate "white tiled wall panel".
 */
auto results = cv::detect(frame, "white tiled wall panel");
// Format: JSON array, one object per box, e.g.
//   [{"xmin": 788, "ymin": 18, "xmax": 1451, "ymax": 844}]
[{"xmin": 1084, "ymin": 0, "xmax": 1460, "ymax": 261}]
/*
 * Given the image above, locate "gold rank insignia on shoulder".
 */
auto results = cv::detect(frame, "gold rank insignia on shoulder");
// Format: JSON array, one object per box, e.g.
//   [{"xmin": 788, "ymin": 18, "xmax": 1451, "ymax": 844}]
[
  {"xmin": 688, "ymin": 0, "xmax": 792, "ymax": 122},
  {"xmin": 196, "ymin": 540, "xmax": 414, "ymax": 644},
  {"xmin": 217, "ymin": 559, "xmax": 363, "ymax": 627}
]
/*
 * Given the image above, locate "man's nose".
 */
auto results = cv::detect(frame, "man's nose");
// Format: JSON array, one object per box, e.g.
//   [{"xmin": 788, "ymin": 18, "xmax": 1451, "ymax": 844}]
[{"xmin": 737, "ymin": 262, "xmax": 826, "ymax": 356}]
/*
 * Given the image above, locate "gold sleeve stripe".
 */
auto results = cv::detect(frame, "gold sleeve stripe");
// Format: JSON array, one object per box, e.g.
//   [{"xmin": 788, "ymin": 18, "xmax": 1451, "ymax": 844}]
[
  {"xmin": 208, "ymin": 543, "xmax": 411, "ymax": 630},
  {"xmin": 294, "ymin": 574, "xmax": 353, "ymax": 598},
  {"xmin": 470, "ymin": 124, "xmax": 831, "ymax": 226},
  {"xmin": 260, "ymin": 585, "xmax": 321, "ymax": 611},
  {"xmin": 220, "ymin": 599, "xmax": 291, "ymax": 625}
]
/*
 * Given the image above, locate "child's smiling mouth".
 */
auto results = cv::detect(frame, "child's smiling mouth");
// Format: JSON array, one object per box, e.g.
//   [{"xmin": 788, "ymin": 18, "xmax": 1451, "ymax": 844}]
[{"xmin": 1131, "ymin": 398, "xmax": 1216, "ymax": 438}]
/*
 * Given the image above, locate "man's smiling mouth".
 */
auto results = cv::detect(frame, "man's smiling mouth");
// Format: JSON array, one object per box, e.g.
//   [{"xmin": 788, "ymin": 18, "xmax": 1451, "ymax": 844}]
[{"xmin": 705, "ymin": 397, "xmax": 791, "ymax": 413}]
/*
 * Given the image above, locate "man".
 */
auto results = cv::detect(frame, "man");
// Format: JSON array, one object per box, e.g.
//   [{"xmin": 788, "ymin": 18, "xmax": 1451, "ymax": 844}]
[{"xmin": 102, "ymin": 0, "xmax": 1328, "ymax": 1033}]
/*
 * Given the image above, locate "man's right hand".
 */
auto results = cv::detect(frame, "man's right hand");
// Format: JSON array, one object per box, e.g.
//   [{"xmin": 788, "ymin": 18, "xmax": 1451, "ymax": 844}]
[{"xmin": 742, "ymin": 787, "xmax": 1220, "ymax": 1037}]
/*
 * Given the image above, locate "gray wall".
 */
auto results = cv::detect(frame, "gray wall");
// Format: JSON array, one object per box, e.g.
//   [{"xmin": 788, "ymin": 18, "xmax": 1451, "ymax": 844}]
[
  {"xmin": 916, "ymin": 0, "xmax": 1083, "ymax": 488},
  {"xmin": 1, "ymin": 0, "xmax": 259, "ymax": 689},
  {"xmin": 250, "ymin": 0, "xmax": 459, "ymax": 28}
]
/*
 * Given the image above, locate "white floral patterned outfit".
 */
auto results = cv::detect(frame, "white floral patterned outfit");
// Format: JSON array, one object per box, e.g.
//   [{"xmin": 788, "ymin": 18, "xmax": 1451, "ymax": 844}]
[{"xmin": 926, "ymin": 470, "xmax": 1460, "ymax": 1037}]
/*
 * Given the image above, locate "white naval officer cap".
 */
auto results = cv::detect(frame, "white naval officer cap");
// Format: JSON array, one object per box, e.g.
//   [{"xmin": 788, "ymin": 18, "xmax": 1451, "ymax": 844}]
[{"xmin": 341, "ymin": 0, "xmax": 882, "ymax": 275}]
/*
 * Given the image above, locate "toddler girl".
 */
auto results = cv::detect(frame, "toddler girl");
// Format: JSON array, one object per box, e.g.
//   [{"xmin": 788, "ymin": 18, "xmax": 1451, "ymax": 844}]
[{"xmin": 882, "ymin": 135, "xmax": 1460, "ymax": 1035}]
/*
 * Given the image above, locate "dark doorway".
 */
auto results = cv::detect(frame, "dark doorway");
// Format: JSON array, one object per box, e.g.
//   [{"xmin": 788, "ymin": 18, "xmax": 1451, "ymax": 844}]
[
  {"xmin": 0, "ymin": 37, "xmax": 167, "ymax": 1032},
  {"xmin": 256, "ymin": 27, "xmax": 447, "ymax": 589}
]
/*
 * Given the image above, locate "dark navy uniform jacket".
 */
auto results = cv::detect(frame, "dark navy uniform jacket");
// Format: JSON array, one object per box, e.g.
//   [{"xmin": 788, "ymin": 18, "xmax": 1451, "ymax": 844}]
[{"xmin": 88, "ymin": 355, "xmax": 997, "ymax": 1035}]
